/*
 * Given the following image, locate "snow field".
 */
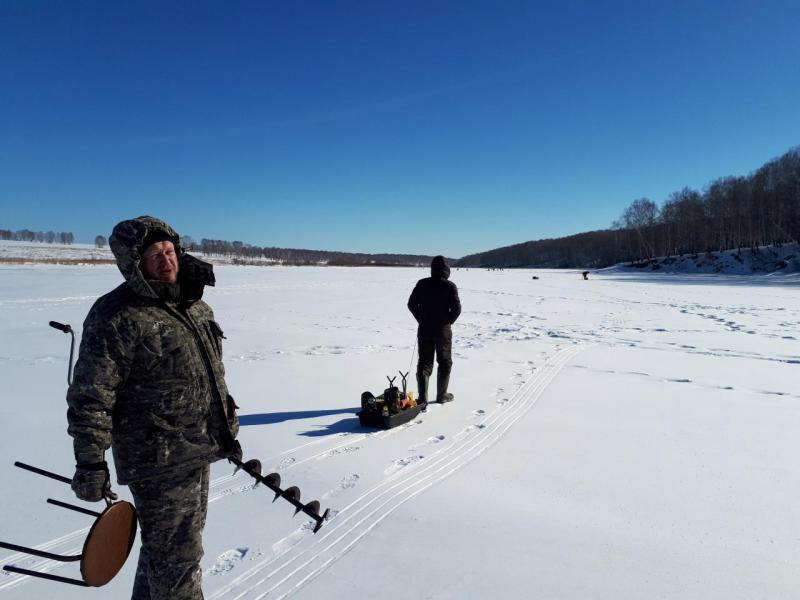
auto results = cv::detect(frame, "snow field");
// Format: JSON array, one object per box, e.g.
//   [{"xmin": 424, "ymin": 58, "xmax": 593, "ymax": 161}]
[{"xmin": 0, "ymin": 265, "xmax": 798, "ymax": 599}]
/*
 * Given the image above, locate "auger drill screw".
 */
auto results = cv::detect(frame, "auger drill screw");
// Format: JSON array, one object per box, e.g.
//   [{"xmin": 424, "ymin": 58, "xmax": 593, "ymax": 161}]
[{"xmin": 228, "ymin": 457, "xmax": 329, "ymax": 533}]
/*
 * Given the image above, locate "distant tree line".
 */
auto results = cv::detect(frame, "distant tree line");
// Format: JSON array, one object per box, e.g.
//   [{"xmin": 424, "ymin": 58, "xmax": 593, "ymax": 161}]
[
  {"xmin": 0, "ymin": 229, "xmax": 75, "ymax": 244},
  {"xmin": 458, "ymin": 146, "xmax": 800, "ymax": 268},
  {"xmin": 182, "ymin": 236, "xmax": 440, "ymax": 267}
]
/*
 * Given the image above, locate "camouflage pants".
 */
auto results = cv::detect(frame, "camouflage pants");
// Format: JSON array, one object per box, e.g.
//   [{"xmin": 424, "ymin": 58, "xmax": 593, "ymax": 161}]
[{"xmin": 129, "ymin": 464, "xmax": 210, "ymax": 600}]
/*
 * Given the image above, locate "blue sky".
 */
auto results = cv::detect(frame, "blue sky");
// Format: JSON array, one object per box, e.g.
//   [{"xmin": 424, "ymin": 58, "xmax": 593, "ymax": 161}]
[{"xmin": 2, "ymin": 1, "xmax": 799, "ymax": 257}]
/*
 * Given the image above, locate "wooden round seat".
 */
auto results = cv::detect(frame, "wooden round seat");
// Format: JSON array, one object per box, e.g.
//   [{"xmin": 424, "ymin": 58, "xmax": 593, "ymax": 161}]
[{"xmin": 80, "ymin": 501, "xmax": 138, "ymax": 587}]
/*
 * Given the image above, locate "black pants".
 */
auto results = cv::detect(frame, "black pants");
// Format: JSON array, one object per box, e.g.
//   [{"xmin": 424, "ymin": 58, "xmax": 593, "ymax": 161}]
[{"xmin": 417, "ymin": 327, "xmax": 452, "ymax": 380}]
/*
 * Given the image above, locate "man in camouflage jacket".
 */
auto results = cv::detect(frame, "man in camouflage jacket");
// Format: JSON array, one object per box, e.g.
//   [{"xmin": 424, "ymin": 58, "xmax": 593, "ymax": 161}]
[{"xmin": 66, "ymin": 216, "xmax": 240, "ymax": 599}]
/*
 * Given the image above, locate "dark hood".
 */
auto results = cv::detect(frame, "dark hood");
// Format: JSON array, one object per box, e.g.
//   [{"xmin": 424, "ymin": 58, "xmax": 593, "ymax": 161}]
[
  {"xmin": 431, "ymin": 255, "xmax": 450, "ymax": 280},
  {"xmin": 109, "ymin": 215, "xmax": 215, "ymax": 303}
]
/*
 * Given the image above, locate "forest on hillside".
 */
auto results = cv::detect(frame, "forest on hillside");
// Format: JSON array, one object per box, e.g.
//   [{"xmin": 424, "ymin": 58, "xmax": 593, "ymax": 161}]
[
  {"xmin": 457, "ymin": 147, "xmax": 800, "ymax": 268},
  {"xmin": 186, "ymin": 238, "xmax": 441, "ymax": 267}
]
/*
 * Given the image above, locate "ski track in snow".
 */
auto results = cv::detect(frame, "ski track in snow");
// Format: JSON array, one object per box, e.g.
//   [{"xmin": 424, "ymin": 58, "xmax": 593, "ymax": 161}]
[
  {"xmin": 0, "ymin": 344, "xmax": 577, "ymax": 593},
  {"xmin": 2, "ymin": 291, "xmax": 792, "ymax": 593},
  {"xmin": 204, "ymin": 344, "xmax": 583, "ymax": 600},
  {"xmin": 3, "ymin": 275, "xmax": 795, "ymax": 594}
]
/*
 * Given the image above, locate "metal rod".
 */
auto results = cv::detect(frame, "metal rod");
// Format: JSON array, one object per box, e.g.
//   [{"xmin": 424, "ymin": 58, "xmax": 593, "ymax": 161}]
[
  {"xmin": 2, "ymin": 565, "xmax": 88, "ymax": 586},
  {"xmin": 0, "ymin": 541, "xmax": 81, "ymax": 562},
  {"xmin": 14, "ymin": 462, "xmax": 71, "ymax": 485},
  {"xmin": 67, "ymin": 329, "xmax": 75, "ymax": 386},
  {"xmin": 46, "ymin": 498, "xmax": 101, "ymax": 518},
  {"xmin": 399, "ymin": 371, "xmax": 409, "ymax": 396}
]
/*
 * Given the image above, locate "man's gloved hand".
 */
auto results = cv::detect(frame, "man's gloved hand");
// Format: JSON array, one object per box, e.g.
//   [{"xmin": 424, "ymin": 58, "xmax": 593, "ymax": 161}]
[
  {"xmin": 71, "ymin": 462, "xmax": 118, "ymax": 502},
  {"xmin": 225, "ymin": 440, "xmax": 243, "ymax": 464}
]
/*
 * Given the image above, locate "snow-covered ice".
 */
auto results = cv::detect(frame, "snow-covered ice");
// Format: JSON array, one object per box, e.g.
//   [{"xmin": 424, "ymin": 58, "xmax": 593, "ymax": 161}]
[{"xmin": 0, "ymin": 263, "xmax": 798, "ymax": 599}]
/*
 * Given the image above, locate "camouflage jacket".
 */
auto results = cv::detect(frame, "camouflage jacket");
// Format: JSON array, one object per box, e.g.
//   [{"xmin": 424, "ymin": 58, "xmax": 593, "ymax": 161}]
[{"xmin": 67, "ymin": 217, "xmax": 239, "ymax": 484}]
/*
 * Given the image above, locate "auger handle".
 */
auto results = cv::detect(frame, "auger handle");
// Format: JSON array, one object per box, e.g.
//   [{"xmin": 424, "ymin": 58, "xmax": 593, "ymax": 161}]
[
  {"xmin": 49, "ymin": 321, "xmax": 73, "ymax": 334},
  {"xmin": 48, "ymin": 321, "xmax": 75, "ymax": 386}
]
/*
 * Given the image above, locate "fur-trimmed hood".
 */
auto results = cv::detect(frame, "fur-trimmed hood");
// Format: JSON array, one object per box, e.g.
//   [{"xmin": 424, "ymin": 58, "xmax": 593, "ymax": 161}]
[{"xmin": 109, "ymin": 215, "xmax": 214, "ymax": 302}]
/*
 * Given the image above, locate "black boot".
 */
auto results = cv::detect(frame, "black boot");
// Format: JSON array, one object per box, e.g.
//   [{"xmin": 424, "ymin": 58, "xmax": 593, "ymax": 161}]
[
  {"xmin": 416, "ymin": 372, "xmax": 429, "ymax": 411},
  {"xmin": 436, "ymin": 370, "xmax": 454, "ymax": 403}
]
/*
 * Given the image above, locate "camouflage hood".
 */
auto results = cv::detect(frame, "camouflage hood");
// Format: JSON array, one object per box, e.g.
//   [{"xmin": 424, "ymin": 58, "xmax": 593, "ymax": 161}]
[{"xmin": 110, "ymin": 216, "xmax": 215, "ymax": 302}]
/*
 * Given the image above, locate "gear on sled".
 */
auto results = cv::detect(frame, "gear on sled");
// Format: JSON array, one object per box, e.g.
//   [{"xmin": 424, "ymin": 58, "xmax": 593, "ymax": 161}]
[{"xmin": 358, "ymin": 371, "xmax": 423, "ymax": 429}]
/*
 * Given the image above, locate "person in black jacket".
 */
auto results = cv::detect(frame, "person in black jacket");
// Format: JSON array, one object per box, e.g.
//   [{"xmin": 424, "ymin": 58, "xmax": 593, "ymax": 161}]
[{"xmin": 407, "ymin": 255, "xmax": 462, "ymax": 407}]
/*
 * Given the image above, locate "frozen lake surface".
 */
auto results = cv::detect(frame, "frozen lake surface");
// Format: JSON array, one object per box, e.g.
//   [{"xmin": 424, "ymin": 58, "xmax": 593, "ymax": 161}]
[{"xmin": 0, "ymin": 264, "xmax": 798, "ymax": 599}]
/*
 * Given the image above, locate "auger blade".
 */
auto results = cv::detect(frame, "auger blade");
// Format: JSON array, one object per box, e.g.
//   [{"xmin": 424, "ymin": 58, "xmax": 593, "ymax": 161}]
[
  {"xmin": 282, "ymin": 486, "xmax": 301, "ymax": 503},
  {"xmin": 246, "ymin": 460, "xmax": 263, "ymax": 486},
  {"xmin": 264, "ymin": 472, "xmax": 281, "ymax": 489},
  {"xmin": 303, "ymin": 500, "xmax": 321, "ymax": 516},
  {"xmin": 233, "ymin": 458, "xmax": 262, "ymax": 477}
]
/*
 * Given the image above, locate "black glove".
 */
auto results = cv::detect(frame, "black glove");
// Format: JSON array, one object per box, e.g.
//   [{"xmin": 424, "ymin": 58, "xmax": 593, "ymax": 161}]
[
  {"xmin": 225, "ymin": 440, "xmax": 243, "ymax": 464},
  {"xmin": 71, "ymin": 461, "xmax": 118, "ymax": 502}
]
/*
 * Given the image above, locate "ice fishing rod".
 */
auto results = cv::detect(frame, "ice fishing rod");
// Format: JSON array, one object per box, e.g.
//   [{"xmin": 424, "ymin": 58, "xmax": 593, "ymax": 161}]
[
  {"xmin": 408, "ymin": 336, "xmax": 417, "ymax": 374},
  {"xmin": 49, "ymin": 321, "xmax": 75, "ymax": 386},
  {"xmin": 0, "ymin": 461, "xmax": 136, "ymax": 588},
  {"xmin": 228, "ymin": 457, "xmax": 329, "ymax": 533},
  {"xmin": 399, "ymin": 371, "xmax": 409, "ymax": 397}
]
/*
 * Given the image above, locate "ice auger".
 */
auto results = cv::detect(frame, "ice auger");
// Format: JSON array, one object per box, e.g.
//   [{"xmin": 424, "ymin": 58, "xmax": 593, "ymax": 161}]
[{"xmin": 229, "ymin": 457, "xmax": 330, "ymax": 533}]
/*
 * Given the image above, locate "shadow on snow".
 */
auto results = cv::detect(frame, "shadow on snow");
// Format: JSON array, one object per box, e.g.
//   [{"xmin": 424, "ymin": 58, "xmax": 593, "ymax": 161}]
[{"xmin": 239, "ymin": 408, "xmax": 367, "ymax": 436}]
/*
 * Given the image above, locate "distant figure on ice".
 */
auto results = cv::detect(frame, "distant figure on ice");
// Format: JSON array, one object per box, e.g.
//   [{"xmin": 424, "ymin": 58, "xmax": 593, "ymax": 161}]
[
  {"xmin": 407, "ymin": 255, "xmax": 462, "ymax": 408},
  {"xmin": 66, "ymin": 216, "xmax": 241, "ymax": 600},
  {"xmin": 582, "ymin": 271, "xmax": 590, "ymax": 280}
]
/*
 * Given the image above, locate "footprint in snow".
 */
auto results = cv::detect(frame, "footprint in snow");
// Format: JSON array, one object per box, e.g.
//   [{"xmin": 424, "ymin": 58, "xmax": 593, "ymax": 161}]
[
  {"xmin": 271, "ymin": 521, "xmax": 315, "ymax": 554},
  {"xmin": 455, "ymin": 424, "xmax": 485, "ymax": 439},
  {"xmin": 321, "ymin": 474, "xmax": 360, "ymax": 499},
  {"xmin": 471, "ymin": 409, "xmax": 486, "ymax": 417},
  {"xmin": 667, "ymin": 378, "xmax": 692, "ymax": 383},
  {"xmin": 276, "ymin": 457, "xmax": 296, "ymax": 471},
  {"xmin": 496, "ymin": 397, "xmax": 510, "ymax": 404},
  {"xmin": 206, "ymin": 547, "xmax": 249, "ymax": 576},
  {"xmin": 218, "ymin": 483, "xmax": 257, "ymax": 498},
  {"xmin": 408, "ymin": 435, "xmax": 445, "ymax": 451},
  {"xmin": 384, "ymin": 455, "xmax": 424, "ymax": 475},
  {"xmin": 319, "ymin": 445, "xmax": 361, "ymax": 460}
]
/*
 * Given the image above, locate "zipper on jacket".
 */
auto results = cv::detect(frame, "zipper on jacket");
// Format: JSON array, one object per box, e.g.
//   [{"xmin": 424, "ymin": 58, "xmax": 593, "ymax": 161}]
[{"xmin": 161, "ymin": 303, "xmax": 236, "ymax": 450}]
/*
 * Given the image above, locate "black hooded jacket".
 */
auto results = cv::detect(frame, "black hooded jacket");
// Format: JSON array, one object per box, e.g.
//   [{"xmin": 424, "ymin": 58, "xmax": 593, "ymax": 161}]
[{"xmin": 407, "ymin": 256, "xmax": 462, "ymax": 334}]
